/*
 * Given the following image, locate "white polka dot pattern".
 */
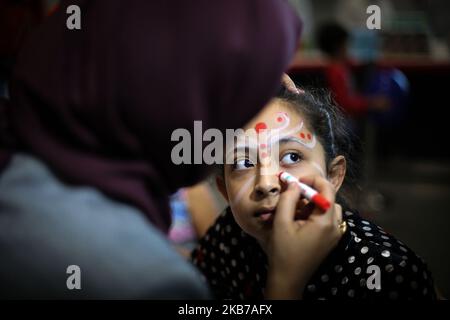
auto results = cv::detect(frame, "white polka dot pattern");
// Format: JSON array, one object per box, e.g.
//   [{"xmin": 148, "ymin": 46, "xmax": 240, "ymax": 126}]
[{"xmin": 192, "ymin": 207, "xmax": 436, "ymax": 300}]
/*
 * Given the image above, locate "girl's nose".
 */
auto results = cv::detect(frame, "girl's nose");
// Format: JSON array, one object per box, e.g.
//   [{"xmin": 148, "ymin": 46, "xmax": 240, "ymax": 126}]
[{"xmin": 254, "ymin": 173, "xmax": 281, "ymax": 198}]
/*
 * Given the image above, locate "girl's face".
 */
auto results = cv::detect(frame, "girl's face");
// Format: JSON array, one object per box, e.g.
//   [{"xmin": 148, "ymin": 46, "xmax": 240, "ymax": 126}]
[{"xmin": 217, "ymin": 99, "xmax": 345, "ymax": 248}]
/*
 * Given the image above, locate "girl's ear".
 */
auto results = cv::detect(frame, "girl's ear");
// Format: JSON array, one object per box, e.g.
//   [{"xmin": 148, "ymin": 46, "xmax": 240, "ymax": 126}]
[
  {"xmin": 215, "ymin": 175, "xmax": 229, "ymax": 202},
  {"xmin": 328, "ymin": 155, "xmax": 346, "ymax": 192}
]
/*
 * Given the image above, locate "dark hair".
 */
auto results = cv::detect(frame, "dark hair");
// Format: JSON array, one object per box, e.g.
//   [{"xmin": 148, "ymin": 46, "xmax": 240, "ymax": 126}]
[
  {"xmin": 275, "ymin": 85, "xmax": 361, "ymax": 207},
  {"xmin": 316, "ymin": 22, "xmax": 349, "ymax": 57}
]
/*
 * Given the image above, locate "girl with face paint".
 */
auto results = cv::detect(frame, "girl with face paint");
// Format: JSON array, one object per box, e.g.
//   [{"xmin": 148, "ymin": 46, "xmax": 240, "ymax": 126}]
[{"xmin": 192, "ymin": 85, "xmax": 437, "ymax": 300}]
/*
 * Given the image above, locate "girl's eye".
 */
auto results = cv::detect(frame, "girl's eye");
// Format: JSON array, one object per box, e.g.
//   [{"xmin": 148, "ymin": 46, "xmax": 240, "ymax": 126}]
[
  {"xmin": 280, "ymin": 152, "xmax": 302, "ymax": 165},
  {"xmin": 233, "ymin": 159, "xmax": 255, "ymax": 170}
]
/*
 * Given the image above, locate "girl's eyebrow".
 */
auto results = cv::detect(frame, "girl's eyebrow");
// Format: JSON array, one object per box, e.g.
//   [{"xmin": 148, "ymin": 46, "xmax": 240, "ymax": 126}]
[
  {"xmin": 228, "ymin": 136, "xmax": 308, "ymax": 159},
  {"xmin": 274, "ymin": 136, "xmax": 306, "ymax": 147},
  {"xmin": 266, "ymin": 123, "xmax": 304, "ymax": 145}
]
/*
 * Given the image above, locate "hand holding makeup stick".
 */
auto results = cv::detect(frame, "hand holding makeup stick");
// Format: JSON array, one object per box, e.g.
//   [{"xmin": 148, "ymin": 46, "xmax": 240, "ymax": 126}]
[{"xmin": 265, "ymin": 175, "xmax": 344, "ymax": 299}]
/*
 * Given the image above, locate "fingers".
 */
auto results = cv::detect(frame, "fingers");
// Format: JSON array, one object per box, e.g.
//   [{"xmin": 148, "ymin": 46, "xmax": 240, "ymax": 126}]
[
  {"xmin": 281, "ymin": 73, "xmax": 300, "ymax": 94},
  {"xmin": 294, "ymin": 200, "xmax": 315, "ymax": 220},
  {"xmin": 297, "ymin": 175, "xmax": 335, "ymax": 214},
  {"xmin": 274, "ymin": 174, "xmax": 337, "ymax": 234},
  {"xmin": 274, "ymin": 180, "xmax": 301, "ymax": 229},
  {"xmin": 297, "ymin": 175, "xmax": 339, "ymax": 235}
]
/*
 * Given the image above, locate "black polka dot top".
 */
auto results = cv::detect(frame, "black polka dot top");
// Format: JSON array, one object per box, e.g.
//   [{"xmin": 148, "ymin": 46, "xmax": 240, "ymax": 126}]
[{"xmin": 191, "ymin": 207, "xmax": 436, "ymax": 300}]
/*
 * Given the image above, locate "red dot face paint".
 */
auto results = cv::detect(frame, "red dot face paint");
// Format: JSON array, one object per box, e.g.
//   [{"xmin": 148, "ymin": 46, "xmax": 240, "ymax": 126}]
[
  {"xmin": 255, "ymin": 122, "xmax": 267, "ymax": 133},
  {"xmin": 300, "ymin": 133, "xmax": 305, "ymax": 139},
  {"xmin": 307, "ymin": 133, "xmax": 312, "ymax": 140}
]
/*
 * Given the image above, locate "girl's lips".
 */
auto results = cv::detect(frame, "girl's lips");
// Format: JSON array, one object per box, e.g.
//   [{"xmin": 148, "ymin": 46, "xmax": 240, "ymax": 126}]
[
  {"xmin": 259, "ymin": 212, "xmax": 274, "ymax": 222},
  {"xmin": 254, "ymin": 208, "xmax": 276, "ymax": 222}
]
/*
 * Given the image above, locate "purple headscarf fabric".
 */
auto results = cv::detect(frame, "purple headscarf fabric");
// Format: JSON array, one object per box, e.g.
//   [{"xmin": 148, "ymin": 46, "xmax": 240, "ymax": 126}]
[{"xmin": 0, "ymin": 0, "xmax": 301, "ymax": 232}]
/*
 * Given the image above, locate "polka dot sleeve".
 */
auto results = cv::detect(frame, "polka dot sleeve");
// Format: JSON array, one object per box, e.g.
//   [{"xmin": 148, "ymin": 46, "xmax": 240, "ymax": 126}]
[
  {"xmin": 303, "ymin": 210, "xmax": 436, "ymax": 300},
  {"xmin": 191, "ymin": 210, "xmax": 234, "ymax": 299},
  {"xmin": 192, "ymin": 207, "xmax": 437, "ymax": 300}
]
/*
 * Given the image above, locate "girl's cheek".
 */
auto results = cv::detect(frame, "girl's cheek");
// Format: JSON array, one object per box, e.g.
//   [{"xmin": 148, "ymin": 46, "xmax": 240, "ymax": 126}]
[
  {"xmin": 283, "ymin": 161, "xmax": 326, "ymax": 179},
  {"xmin": 309, "ymin": 160, "xmax": 326, "ymax": 177},
  {"xmin": 227, "ymin": 175, "xmax": 255, "ymax": 204}
]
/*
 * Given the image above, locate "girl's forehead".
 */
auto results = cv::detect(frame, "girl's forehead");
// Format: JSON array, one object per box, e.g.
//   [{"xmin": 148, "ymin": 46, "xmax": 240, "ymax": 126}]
[
  {"xmin": 244, "ymin": 99, "xmax": 306, "ymax": 132},
  {"xmin": 232, "ymin": 99, "xmax": 318, "ymax": 152}
]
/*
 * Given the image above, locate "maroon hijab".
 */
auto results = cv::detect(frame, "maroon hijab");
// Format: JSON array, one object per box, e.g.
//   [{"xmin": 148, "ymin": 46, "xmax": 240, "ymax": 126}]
[{"xmin": 0, "ymin": 0, "xmax": 301, "ymax": 232}]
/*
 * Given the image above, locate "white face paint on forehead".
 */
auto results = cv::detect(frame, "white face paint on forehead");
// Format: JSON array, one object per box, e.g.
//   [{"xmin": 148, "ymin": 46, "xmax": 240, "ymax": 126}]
[{"xmin": 255, "ymin": 111, "xmax": 317, "ymax": 150}]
